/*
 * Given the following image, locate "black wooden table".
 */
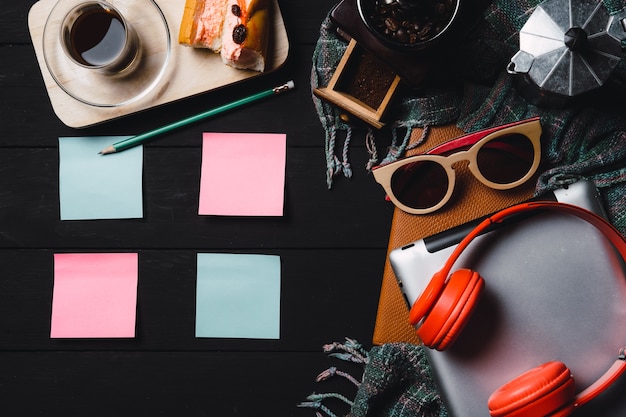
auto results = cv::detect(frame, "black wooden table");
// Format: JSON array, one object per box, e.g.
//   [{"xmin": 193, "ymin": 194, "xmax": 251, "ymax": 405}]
[{"xmin": 0, "ymin": 1, "xmax": 396, "ymax": 415}]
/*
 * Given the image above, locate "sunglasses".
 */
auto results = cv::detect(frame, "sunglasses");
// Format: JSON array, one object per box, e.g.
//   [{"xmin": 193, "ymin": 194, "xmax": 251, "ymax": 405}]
[{"xmin": 372, "ymin": 117, "xmax": 542, "ymax": 214}]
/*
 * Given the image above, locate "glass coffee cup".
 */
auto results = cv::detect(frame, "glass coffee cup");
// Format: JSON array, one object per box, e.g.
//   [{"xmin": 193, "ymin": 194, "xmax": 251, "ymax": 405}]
[{"xmin": 60, "ymin": 1, "xmax": 140, "ymax": 75}]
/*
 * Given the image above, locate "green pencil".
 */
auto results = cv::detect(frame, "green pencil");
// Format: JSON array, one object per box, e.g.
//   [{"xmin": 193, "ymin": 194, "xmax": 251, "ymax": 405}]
[{"xmin": 99, "ymin": 80, "xmax": 295, "ymax": 155}]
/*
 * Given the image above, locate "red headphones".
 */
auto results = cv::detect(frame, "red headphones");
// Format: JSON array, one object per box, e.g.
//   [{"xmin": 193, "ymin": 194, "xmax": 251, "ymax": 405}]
[{"xmin": 408, "ymin": 201, "xmax": 626, "ymax": 417}]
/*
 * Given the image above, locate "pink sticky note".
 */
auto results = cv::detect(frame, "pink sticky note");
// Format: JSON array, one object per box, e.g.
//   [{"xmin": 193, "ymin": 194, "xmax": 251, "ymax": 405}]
[
  {"xmin": 50, "ymin": 253, "xmax": 139, "ymax": 338},
  {"xmin": 199, "ymin": 133, "xmax": 287, "ymax": 216}
]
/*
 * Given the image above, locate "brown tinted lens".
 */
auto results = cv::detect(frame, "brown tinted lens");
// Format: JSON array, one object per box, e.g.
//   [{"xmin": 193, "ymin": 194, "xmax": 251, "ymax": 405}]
[
  {"xmin": 476, "ymin": 133, "xmax": 535, "ymax": 184},
  {"xmin": 391, "ymin": 160, "xmax": 449, "ymax": 210}
]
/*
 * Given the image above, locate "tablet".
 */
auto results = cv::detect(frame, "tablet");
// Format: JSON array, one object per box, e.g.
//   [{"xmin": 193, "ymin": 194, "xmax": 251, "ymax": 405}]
[
  {"xmin": 389, "ymin": 180, "xmax": 626, "ymax": 416},
  {"xmin": 390, "ymin": 180, "xmax": 607, "ymax": 308}
]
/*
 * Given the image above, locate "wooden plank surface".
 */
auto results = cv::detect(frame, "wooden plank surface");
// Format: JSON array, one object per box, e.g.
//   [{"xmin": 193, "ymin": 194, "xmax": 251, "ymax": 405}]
[
  {"xmin": 0, "ymin": 1, "xmax": 395, "ymax": 415},
  {"xmin": 8, "ymin": 1, "xmax": 626, "ymax": 415}
]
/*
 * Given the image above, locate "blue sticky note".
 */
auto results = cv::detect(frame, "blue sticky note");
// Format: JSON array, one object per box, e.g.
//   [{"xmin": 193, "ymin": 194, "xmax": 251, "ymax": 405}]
[
  {"xmin": 196, "ymin": 253, "xmax": 281, "ymax": 339},
  {"xmin": 58, "ymin": 137, "xmax": 143, "ymax": 220}
]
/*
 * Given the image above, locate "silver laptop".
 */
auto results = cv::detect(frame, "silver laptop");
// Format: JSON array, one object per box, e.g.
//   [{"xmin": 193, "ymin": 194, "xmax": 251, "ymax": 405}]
[{"xmin": 390, "ymin": 180, "xmax": 626, "ymax": 416}]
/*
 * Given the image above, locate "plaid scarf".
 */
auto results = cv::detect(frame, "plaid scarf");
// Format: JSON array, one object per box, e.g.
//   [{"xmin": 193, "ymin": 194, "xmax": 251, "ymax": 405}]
[
  {"xmin": 312, "ymin": 0, "xmax": 626, "ymax": 233},
  {"xmin": 299, "ymin": 339, "xmax": 448, "ymax": 417}
]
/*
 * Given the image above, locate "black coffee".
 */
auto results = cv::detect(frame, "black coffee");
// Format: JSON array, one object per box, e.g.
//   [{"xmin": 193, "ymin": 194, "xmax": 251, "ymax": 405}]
[{"xmin": 69, "ymin": 6, "xmax": 127, "ymax": 67}]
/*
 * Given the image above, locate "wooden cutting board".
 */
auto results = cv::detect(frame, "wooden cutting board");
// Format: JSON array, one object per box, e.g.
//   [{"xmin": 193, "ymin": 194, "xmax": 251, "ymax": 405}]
[{"xmin": 28, "ymin": 0, "xmax": 289, "ymax": 128}]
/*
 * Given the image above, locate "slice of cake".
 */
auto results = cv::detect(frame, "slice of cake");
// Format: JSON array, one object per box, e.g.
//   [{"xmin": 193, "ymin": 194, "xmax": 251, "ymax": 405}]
[
  {"xmin": 179, "ymin": 0, "xmax": 270, "ymax": 72},
  {"xmin": 221, "ymin": 0, "xmax": 270, "ymax": 72},
  {"xmin": 179, "ymin": 0, "xmax": 229, "ymax": 51}
]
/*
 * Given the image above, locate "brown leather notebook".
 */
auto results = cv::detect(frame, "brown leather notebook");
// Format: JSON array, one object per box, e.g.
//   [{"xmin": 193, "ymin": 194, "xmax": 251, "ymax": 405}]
[{"xmin": 372, "ymin": 124, "xmax": 539, "ymax": 345}]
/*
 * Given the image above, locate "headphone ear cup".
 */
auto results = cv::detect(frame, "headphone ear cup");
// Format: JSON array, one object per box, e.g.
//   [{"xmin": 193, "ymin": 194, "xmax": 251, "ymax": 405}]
[
  {"xmin": 488, "ymin": 361, "xmax": 576, "ymax": 417},
  {"xmin": 417, "ymin": 268, "xmax": 484, "ymax": 351}
]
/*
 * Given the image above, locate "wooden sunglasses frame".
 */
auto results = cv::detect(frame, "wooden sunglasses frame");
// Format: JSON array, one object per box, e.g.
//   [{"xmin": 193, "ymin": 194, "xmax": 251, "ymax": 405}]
[{"xmin": 372, "ymin": 117, "xmax": 542, "ymax": 215}]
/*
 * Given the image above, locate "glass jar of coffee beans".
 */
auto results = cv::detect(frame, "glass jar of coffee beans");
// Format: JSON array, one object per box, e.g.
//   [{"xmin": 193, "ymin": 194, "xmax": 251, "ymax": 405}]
[{"xmin": 358, "ymin": 0, "xmax": 459, "ymax": 50}]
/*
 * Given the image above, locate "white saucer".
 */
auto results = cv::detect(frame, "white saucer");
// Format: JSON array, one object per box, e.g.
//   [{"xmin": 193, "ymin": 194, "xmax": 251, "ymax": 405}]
[{"xmin": 42, "ymin": 0, "xmax": 171, "ymax": 107}]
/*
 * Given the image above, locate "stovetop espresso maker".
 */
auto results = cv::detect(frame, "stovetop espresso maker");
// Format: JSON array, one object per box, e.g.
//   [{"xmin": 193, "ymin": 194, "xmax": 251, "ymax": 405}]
[{"xmin": 507, "ymin": 0, "xmax": 626, "ymax": 107}]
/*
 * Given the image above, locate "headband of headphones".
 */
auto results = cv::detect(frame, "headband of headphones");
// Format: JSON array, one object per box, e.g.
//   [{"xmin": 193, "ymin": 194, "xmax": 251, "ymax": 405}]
[{"xmin": 409, "ymin": 201, "xmax": 626, "ymax": 410}]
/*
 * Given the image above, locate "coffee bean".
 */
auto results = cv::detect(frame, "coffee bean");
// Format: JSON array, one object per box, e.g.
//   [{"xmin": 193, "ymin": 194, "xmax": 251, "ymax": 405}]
[
  {"xmin": 418, "ymin": 22, "xmax": 433, "ymax": 40},
  {"xmin": 384, "ymin": 17, "xmax": 399, "ymax": 31},
  {"xmin": 396, "ymin": 27, "xmax": 408, "ymax": 43},
  {"xmin": 367, "ymin": 0, "xmax": 456, "ymax": 45}
]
